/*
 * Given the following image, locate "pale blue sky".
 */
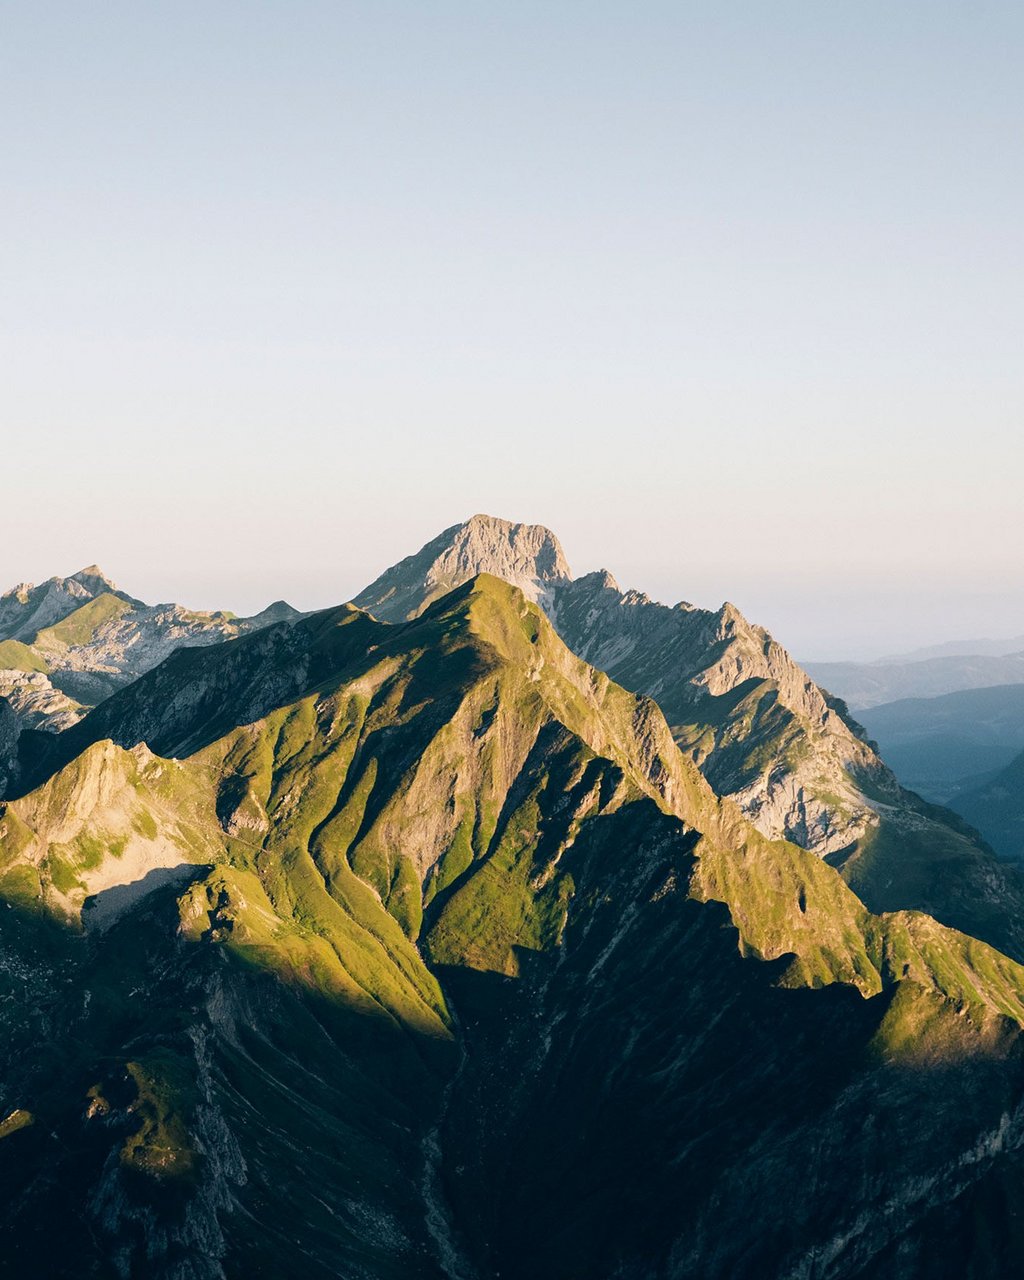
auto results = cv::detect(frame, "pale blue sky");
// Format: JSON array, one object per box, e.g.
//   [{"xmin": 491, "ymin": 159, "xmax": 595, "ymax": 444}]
[{"xmin": 2, "ymin": 2, "xmax": 1022, "ymax": 658}]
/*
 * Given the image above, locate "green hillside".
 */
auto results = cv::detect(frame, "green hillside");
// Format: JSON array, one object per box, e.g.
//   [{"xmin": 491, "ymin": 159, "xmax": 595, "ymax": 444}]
[
  {"xmin": 32, "ymin": 592, "xmax": 134, "ymax": 650},
  {"xmin": 0, "ymin": 639, "xmax": 48, "ymax": 673},
  {"xmin": 3, "ymin": 577, "xmax": 1024, "ymax": 1276}
]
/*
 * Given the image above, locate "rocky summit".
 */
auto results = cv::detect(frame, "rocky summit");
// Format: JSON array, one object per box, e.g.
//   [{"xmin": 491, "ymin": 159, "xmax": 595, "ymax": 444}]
[
  {"xmin": 353, "ymin": 513, "xmax": 572, "ymax": 621},
  {"xmin": 2, "ymin": 526, "xmax": 1024, "ymax": 1279}
]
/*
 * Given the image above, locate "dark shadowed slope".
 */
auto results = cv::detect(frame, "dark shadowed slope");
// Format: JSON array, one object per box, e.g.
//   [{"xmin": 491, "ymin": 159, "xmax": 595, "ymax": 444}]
[{"xmin": 6, "ymin": 578, "xmax": 1024, "ymax": 1276}]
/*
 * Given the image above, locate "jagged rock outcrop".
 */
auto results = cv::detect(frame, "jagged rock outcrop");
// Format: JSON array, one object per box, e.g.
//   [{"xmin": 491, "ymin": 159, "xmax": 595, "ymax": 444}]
[
  {"xmin": 0, "ymin": 566, "xmax": 138, "ymax": 642},
  {"xmin": 549, "ymin": 571, "xmax": 885, "ymax": 855},
  {"xmin": 0, "ymin": 670, "xmax": 82, "ymax": 731}
]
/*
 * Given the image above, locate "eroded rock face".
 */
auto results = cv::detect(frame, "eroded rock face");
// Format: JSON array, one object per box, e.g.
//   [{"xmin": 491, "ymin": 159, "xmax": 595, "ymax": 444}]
[
  {"xmin": 549, "ymin": 572, "xmax": 886, "ymax": 856},
  {"xmin": 0, "ymin": 566, "xmax": 132, "ymax": 643},
  {"xmin": 354, "ymin": 513, "xmax": 572, "ymax": 622},
  {"xmin": 0, "ymin": 670, "xmax": 82, "ymax": 731}
]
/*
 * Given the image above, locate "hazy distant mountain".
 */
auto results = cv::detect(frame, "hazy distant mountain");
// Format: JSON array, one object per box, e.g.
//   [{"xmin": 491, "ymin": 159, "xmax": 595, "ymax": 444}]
[
  {"xmin": 952, "ymin": 749, "xmax": 1024, "ymax": 863},
  {"xmin": 0, "ymin": 567, "xmax": 300, "ymax": 730},
  {"xmin": 355, "ymin": 515, "xmax": 1024, "ymax": 962},
  {"xmin": 5, "ymin": 570, "xmax": 1024, "ymax": 1276},
  {"xmin": 856, "ymin": 684, "xmax": 1024, "ymax": 802},
  {"xmin": 879, "ymin": 635, "xmax": 1024, "ymax": 662},
  {"xmin": 806, "ymin": 651, "xmax": 1024, "ymax": 709}
]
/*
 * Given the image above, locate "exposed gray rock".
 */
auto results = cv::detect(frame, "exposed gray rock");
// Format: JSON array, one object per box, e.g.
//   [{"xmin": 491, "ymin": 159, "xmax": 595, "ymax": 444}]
[
  {"xmin": 0, "ymin": 566, "xmax": 138, "ymax": 643},
  {"xmin": 354, "ymin": 513, "xmax": 571, "ymax": 622},
  {"xmin": 0, "ymin": 670, "xmax": 82, "ymax": 730}
]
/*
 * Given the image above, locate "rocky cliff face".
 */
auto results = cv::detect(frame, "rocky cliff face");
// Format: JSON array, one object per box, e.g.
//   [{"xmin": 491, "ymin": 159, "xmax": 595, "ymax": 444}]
[
  {"xmin": 549, "ymin": 570, "xmax": 886, "ymax": 856},
  {"xmin": 4, "ymin": 576, "xmax": 1024, "ymax": 1277},
  {"xmin": 0, "ymin": 670, "xmax": 82, "ymax": 731},
  {"xmin": 351, "ymin": 519, "xmax": 1024, "ymax": 966},
  {"xmin": 353, "ymin": 514, "xmax": 571, "ymax": 622},
  {"xmin": 0, "ymin": 568, "xmax": 300, "ymax": 735}
]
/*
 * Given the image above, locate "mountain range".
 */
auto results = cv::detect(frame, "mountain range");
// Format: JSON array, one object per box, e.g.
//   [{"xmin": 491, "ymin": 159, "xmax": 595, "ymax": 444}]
[
  {"xmin": 856, "ymin": 684, "xmax": 1024, "ymax": 803},
  {"xmin": 879, "ymin": 635, "xmax": 1024, "ymax": 662},
  {"xmin": 951, "ymin": 747, "xmax": 1024, "ymax": 864},
  {"xmin": 2, "ymin": 515, "xmax": 1024, "ymax": 1278},
  {"xmin": 353, "ymin": 517, "xmax": 1024, "ymax": 959},
  {"xmin": 0, "ymin": 567, "xmax": 298, "ymax": 731},
  {"xmin": 806, "ymin": 650, "xmax": 1024, "ymax": 709}
]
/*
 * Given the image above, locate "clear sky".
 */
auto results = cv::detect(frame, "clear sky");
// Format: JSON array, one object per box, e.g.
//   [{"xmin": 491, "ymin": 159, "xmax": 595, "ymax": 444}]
[{"xmin": 2, "ymin": 2, "xmax": 1022, "ymax": 660}]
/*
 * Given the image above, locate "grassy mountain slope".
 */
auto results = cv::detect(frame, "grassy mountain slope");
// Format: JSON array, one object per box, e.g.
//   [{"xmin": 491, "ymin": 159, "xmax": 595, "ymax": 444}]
[
  {"xmin": 353, "ymin": 517, "xmax": 1024, "ymax": 964},
  {"xmin": 5, "ymin": 578, "xmax": 1024, "ymax": 1275},
  {"xmin": 440, "ymin": 806, "xmax": 1024, "ymax": 1279},
  {"xmin": 0, "ymin": 566, "xmax": 139, "ymax": 643}
]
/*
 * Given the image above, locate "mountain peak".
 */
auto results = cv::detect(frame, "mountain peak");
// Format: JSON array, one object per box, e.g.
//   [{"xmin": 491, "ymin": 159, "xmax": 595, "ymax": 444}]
[
  {"xmin": 441, "ymin": 514, "xmax": 571, "ymax": 581},
  {"xmin": 0, "ymin": 565, "xmax": 138, "ymax": 645},
  {"xmin": 354, "ymin": 514, "xmax": 571, "ymax": 623},
  {"xmin": 576, "ymin": 568, "xmax": 621, "ymax": 593},
  {"xmin": 71, "ymin": 564, "xmax": 119, "ymax": 592}
]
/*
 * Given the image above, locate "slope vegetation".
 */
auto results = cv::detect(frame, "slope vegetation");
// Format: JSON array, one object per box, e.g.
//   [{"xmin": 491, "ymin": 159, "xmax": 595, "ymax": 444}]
[{"xmin": 3, "ymin": 579, "xmax": 1024, "ymax": 1276}]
